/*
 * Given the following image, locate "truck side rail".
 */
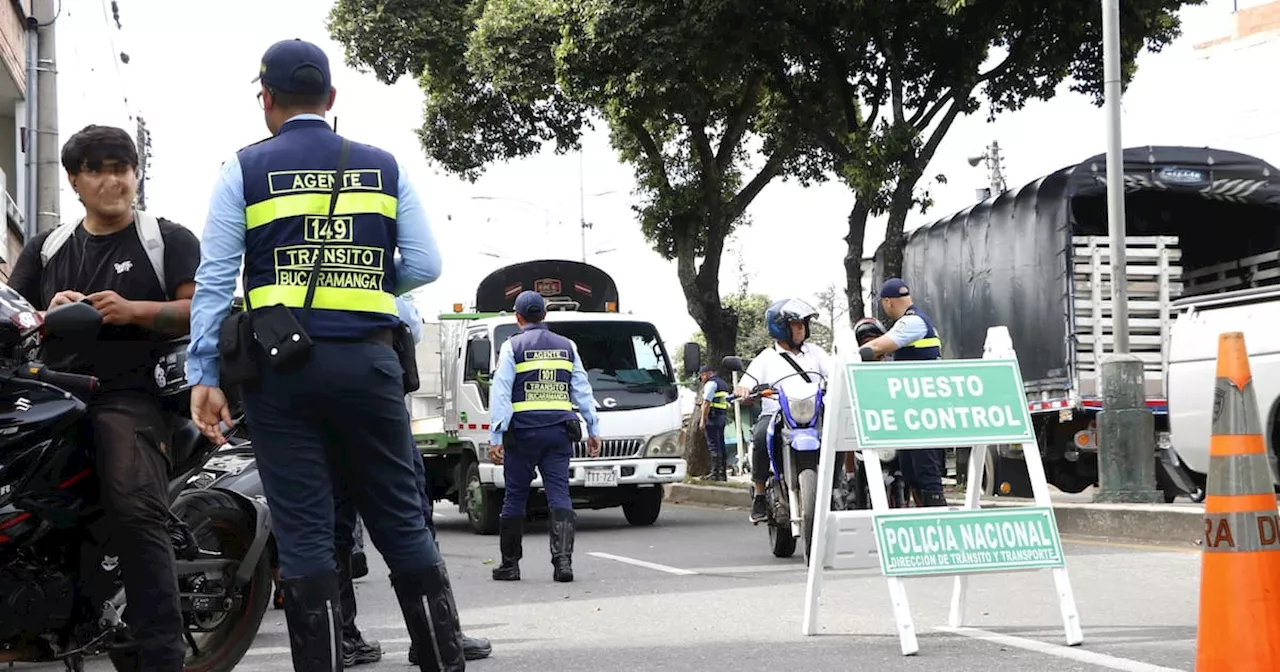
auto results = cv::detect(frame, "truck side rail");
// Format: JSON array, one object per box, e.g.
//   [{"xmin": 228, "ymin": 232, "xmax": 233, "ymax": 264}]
[{"xmin": 1171, "ymin": 283, "xmax": 1280, "ymax": 311}]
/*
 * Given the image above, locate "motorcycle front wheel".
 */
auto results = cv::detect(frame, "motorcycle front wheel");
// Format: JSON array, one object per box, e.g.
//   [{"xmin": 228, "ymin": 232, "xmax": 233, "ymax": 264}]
[
  {"xmin": 766, "ymin": 483, "xmax": 797, "ymax": 558},
  {"xmin": 798, "ymin": 467, "xmax": 818, "ymax": 565},
  {"xmin": 172, "ymin": 489, "xmax": 272, "ymax": 672}
]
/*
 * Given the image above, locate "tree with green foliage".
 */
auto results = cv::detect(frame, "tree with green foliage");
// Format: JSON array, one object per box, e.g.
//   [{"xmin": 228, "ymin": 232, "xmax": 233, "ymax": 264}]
[
  {"xmin": 327, "ymin": 0, "xmax": 820, "ymax": 383},
  {"xmin": 759, "ymin": 0, "xmax": 1197, "ymax": 324},
  {"xmin": 682, "ymin": 292, "xmax": 777, "ymax": 374}
]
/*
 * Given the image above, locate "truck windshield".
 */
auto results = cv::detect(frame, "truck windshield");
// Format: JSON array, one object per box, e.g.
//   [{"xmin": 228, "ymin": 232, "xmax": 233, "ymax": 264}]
[{"xmin": 494, "ymin": 320, "xmax": 677, "ymax": 410}]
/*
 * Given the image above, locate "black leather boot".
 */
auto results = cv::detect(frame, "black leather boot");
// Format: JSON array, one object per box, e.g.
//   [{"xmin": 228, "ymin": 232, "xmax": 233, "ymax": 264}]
[
  {"xmin": 549, "ymin": 508, "xmax": 576, "ymax": 582},
  {"xmin": 409, "ymin": 561, "xmax": 493, "ymax": 664},
  {"xmin": 410, "ymin": 634, "xmax": 492, "ymax": 663},
  {"xmin": 338, "ymin": 548, "xmax": 382, "ymax": 666},
  {"xmin": 923, "ymin": 491, "xmax": 948, "ymax": 507},
  {"xmin": 391, "ymin": 561, "xmax": 466, "ymax": 672},
  {"xmin": 279, "ymin": 572, "xmax": 343, "ymax": 672},
  {"xmin": 491, "ymin": 516, "xmax": 522, "ymax": 581}
]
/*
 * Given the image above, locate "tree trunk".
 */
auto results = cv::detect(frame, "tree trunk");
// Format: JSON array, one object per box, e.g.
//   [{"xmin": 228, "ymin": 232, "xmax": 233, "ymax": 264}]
[
  {"xmin": 843, "ymin": 199, "xmax": 871, "ymax": 328},
  {"xmin": 682, "ymin": 322, "xmax": 736, "ymax": 477},
  {"xmin": 879, "ymin": 182, "xmax": 917, "ymax": 282}
]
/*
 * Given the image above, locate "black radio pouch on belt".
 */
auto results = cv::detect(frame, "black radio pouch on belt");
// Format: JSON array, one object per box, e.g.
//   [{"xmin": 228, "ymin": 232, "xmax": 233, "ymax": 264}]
[
  {"xmin": 393, "ymin": 322, "xmax": 420, "ymax": 394},
  {"xmin": 217, "ymin": 139, "xmax": 352, "ymax": 384}
]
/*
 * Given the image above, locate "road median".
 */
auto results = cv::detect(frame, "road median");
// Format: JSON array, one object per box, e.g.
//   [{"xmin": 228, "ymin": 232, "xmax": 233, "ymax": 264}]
[{"xmin": 664, "ymin": 482, "xmax": 1204, "ymax": 547}]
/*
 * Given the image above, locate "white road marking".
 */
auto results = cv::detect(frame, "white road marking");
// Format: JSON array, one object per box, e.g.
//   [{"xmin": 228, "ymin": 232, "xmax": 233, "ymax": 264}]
[
  {"xmin": 587, "ymin": 551, "xmax": 699, "ymax": 575},
  {"xmin": 936, "ymin": 626, "xmax": 1188, "ymax": 672},
  {"xmin": 691, "ymin": 564, "xmax": 807, "ymax": 574}
]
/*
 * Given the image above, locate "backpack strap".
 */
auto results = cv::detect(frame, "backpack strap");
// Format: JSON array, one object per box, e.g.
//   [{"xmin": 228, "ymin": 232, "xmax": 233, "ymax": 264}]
[
  {"xmin": 39, "ymin": 220, "xmax": 80, "ymax": 266},
  {"xmin": 39, "ymin": 210, "xmax": 169, "ymax": 299},
  {"xmin": 134, "ymin": 209, "xmax": 167, "ymax": 297}
]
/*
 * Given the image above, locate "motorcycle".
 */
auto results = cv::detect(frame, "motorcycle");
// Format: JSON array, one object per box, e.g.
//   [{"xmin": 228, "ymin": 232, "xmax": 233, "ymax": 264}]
[
  {"xmin": 0, "ymin": 293, "xmax": 272, "ymax": 672},
  {"xmin": 844, "ymin": 319, "xmax": 911, "ymax": 511},
  {"xmin": 722, "ymin": 355, "xmax": 827, "ymax": 565}
]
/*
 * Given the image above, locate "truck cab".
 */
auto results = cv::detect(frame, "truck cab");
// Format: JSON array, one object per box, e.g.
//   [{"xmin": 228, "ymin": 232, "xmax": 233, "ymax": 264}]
[
  {"xmin": 440, "ymin": 260, "xmax": 687, "ymax": 534},
  {"xmin": 1167, "ymin": 285, "xmax": 1280, "ymax": 493}
]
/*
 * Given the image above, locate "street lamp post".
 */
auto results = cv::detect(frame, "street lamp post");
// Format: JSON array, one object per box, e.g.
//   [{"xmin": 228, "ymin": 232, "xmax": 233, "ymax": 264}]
[{"xmin": 1094, "ymin": 0, "xmax": 1161, "ymax": 504}]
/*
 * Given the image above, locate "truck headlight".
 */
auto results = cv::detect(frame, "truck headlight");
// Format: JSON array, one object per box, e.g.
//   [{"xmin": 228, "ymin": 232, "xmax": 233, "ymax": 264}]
[{"xmin": 645, "ymin": 430, "xmax": 682, "ymax": 457}]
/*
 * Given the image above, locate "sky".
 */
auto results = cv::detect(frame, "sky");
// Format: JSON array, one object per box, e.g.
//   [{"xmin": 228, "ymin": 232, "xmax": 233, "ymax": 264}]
[{"xmin": 52, "ymin": 0, "xmax": 1280, "ymax": 349}]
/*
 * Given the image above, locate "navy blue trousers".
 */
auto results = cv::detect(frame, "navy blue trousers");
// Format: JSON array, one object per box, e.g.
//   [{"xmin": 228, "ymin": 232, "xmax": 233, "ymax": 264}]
[
  {"xmin": 900, "ymin": 448, "xmax": 946, "ymax": 496},
  {"xmin": 705, "ymin": 415, "xmax": 727, "ymax": 458},
  {"xmin": 336, "ymin": 429, "xmax": 436, "ymax": 552},
  {"xmin": 243, "ymin": 341, "xmax": 441, "ymax": 580},
  {"xmin": 500, "ymin": 423, "xmax": 573, "ymax": 518}
]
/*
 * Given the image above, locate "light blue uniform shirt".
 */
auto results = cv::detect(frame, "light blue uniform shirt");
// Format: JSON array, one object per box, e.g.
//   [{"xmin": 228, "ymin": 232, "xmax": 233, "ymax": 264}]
[
  {"xmin": 487, "ymin": 331, "xmax": 600, "ymax": 447},
  {"xmin": 885, "ymin": 314, "xmax": 929, "ymax": 350},
  {"xmin": 185, "ymin": 114, "xmax": 442, "ymax": 387},
  {"xmin": 702, "ymin": 380, "xmax": 717, "ymax": 402},
  {"xmin": 396, "ymin": 295, "xmax": 424, "ymax": 345}
]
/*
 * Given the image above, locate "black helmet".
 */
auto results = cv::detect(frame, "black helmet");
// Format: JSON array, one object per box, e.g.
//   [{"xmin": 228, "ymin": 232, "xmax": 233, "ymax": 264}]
[{"xmin": 854, "ymin": 317, "xmax": 886, "ymax": 346}]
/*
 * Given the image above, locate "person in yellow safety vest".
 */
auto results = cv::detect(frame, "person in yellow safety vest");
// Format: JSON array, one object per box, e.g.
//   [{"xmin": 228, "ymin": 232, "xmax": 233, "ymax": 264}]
[
  {"xmin": 698, "ymin": 365, "xmax": 732, "ymax": 481},
  {"xmin": 858, "ymin": 278, "xmax": 948, "ymax": 507},
  {"xmin": 186, "ymin": 39, "xmax": 465, "ymax": 671}
]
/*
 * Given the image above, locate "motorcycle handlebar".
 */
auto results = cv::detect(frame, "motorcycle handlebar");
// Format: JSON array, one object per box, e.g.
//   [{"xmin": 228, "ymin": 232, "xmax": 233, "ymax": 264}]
[{"xmin": 15, "ymin": 363, "xmax": 100, "ymax": 395}]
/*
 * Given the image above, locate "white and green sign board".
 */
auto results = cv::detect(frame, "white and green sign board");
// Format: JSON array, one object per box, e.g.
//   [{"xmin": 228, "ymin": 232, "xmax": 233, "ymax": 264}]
[
  {"xmin": 874, "ymin": 507, "xmax": 1065, "ymax": 577},
  {"xmin": 846, "ymin": 359, "xmax": 1036, "ymax": 449}
]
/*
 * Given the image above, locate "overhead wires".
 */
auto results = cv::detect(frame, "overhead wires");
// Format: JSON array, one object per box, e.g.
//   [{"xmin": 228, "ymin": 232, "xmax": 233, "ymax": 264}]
[{"xmin": 97, "ymin": 0, "xmax": 133, "ymax": 121}]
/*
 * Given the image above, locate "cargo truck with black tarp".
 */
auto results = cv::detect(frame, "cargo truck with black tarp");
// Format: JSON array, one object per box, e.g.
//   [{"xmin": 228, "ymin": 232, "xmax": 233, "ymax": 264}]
[{"xmin": 871, "ymin": 146, "xmax": 1280, "ymax": 502}]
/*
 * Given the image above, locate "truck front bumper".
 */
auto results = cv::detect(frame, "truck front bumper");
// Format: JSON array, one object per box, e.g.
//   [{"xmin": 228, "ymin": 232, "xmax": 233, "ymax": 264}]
[{"xmin": 479, "ymin": 457, "xmax": 687, "ymax": 490}]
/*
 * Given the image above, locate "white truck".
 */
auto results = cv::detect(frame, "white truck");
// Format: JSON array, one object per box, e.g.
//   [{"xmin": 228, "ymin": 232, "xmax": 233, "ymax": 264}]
[
  {"xmin": 1168, "ymin": 284, "xmax": 1280, "ymax": 494},
  {"xmin": 873, "ymin": 145, "xmax": 1280, "ymax": 502},
  {"xmin": 435, "ymin": 259, "xmax": 688, "ymax": 534}
]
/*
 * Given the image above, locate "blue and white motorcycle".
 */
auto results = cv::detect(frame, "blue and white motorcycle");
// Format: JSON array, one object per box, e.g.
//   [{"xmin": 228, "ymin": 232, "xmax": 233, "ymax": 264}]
[{"xmin": 723, "ymin": 356, "xmax": 827, "ymax": 564}]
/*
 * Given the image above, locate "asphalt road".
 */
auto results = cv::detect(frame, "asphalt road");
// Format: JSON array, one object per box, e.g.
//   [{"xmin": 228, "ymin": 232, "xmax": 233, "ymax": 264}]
[{"xmin": 15, "ymin": 502, "xmax": 1201, "ymax": 671}]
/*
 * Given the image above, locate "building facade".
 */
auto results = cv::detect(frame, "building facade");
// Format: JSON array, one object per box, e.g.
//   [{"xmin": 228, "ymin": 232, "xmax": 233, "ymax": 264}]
[{"xmin": 0, "ymin": 0, "xmax": 25, "ymax": 278}]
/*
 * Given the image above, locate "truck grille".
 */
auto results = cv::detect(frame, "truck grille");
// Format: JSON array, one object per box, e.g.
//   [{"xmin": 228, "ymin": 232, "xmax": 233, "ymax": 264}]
[{"xmin": 573, "ymin": 438, "xmax": 644, "ymax": 460}]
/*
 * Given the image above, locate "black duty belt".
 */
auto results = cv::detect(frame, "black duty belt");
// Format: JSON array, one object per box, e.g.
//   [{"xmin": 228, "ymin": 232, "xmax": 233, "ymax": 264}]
[{"xmin": 314, "ymin": 328, "xmax": 394, "ymax": 347}]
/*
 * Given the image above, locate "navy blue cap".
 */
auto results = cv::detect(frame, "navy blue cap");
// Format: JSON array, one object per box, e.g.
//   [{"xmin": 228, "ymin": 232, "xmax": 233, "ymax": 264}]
[
  {"xmin": 879, "ymin": 278, "xmax": 911, "ymax": 299},
  {"xmin": 699, "ymin": 365, "xmax": 714, "ymax": 374},
  {"xmin": 514, "ymin": 291, "xmax": 546, "ymax": 319},
  {"xmin": 253, "ymin": 39, "xmax": 332, "ymax": 95}
]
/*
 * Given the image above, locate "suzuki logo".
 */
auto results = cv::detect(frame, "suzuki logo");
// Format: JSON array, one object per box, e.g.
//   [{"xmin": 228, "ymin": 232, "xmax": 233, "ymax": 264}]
[
  {"xmin": 13, "ymin": 397, "xmax": 30, "ymax": 412},
  {"xmin": 602, "ymin": 397, "xmax": 617, "ymax": 408}
]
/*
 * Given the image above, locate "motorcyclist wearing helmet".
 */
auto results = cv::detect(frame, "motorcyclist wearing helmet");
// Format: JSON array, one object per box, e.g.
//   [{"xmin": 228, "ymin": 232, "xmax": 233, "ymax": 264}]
[{"xmin": 734, "ymin": 299, "xmax": 832, "ymax": 523}]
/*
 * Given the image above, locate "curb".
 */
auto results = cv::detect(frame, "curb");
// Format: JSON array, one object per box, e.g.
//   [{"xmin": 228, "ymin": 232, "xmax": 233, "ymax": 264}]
[{"xmin": 665, "ymin": 483, "xmax": 1203, "ymax": 547}]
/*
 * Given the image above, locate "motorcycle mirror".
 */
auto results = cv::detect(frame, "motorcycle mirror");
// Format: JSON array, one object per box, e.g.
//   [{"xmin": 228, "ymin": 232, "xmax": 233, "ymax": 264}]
[
  {"xmin": 43, "ymin": 301, "xmax": 103, "ymax": 342},
  {"xmin": 721, "ymin": 355, "xmax": 745, "ymax": 373}
]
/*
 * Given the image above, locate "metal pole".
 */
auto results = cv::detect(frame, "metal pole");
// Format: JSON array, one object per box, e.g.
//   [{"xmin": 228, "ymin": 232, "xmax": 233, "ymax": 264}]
[
  {"xmin": 23, "ymin": 8, "xmax": 37, "ymax": 238},
  {"xmin": 1094, "ymin": 0, "xmax": 1160, "ymax": 504},
  {"xmin": 579, "ymin": 151, "xmax": 587, "ymax": 262},
  {"xmin": 34, "ymin": 0, "xmax": 58, "ymax": 234},
  {"xmin": 1102, "ymin": 0, "xmax": 1128, "ymax": 355},
  {"xmin": 732, "ymin": 371, "xmax": 746, "ymax": 477},
  {"xmin": 135, "ymin": 116, "xmax": 148, "ymax": 210}
]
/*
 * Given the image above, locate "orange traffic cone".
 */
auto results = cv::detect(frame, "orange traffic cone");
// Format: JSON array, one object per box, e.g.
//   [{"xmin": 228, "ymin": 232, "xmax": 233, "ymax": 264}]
[{"xmin": 1195, "ymin": 331, "xmax": 1280, "ymax": 670}]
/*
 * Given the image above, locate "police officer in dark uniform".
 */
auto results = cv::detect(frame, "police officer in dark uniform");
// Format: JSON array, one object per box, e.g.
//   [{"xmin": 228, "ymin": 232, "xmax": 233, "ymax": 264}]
[
  {"xmin": 487, "ymin": 291, "xmax": 601, "ymax": 583},
  {"xmin": 858, "ymin": 278, "xmax": 948, "ymax": 507},
  {"xmin": 698, "ymin": 364, "xmax": 731, "ymax": 481},
  {"xmin": 185, "ymin": 39, "xmax": 465, "ymax": 671}
]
